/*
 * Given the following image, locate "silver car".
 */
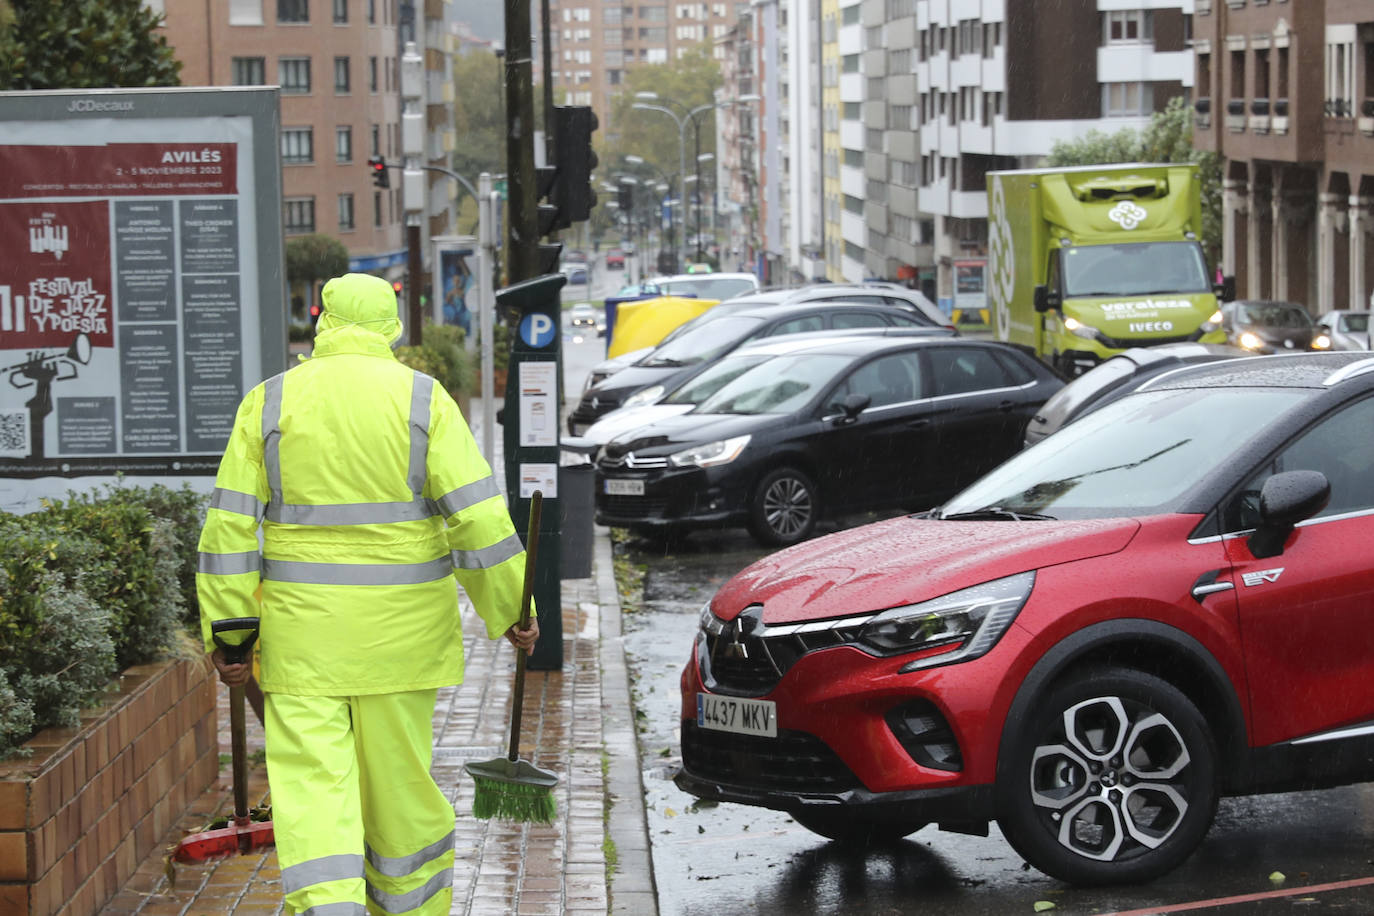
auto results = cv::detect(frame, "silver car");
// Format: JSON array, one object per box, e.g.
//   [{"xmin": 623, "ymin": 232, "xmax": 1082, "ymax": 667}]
[{"xmin": 1315, "ymin": 309, "xmax": 1371, "ymax": 351}]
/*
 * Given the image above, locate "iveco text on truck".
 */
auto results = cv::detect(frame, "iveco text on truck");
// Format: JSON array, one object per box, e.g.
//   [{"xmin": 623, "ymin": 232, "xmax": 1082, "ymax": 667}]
[{"xmin": 986, "ymin": 163, "xmax": 1232, "ymax": 376}]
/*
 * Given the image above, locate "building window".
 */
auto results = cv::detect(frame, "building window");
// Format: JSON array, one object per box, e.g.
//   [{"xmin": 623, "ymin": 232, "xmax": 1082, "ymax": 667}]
[
  {"xmin": 370, "ymin": 123, "xmax": 380, "ymax": 156},
  {"xmin": 333, "ymin": 0, "xmax": 346, "ymax": 22},
  {"xmin": 338, "ymin": 193, "xmax": 355, "ymax": 230},
  {"xmin": 373, "ymin": 190, "xmax": 383, "ymax": 226},
  {"xmin": 229, "ymin": 0, "xmax": 264, "ymax": 25},
  {"xmin": 1326, "ymin": 25, "xmax": 1356, "ymax": 118},
  {"xmin": 335, "ymin": 126, "xmax": 353, "ymax": 162},
  {"xmin": 1104, "ymin": 10, "xmax": 1152, "ymax": 44},
  {"xmin": 983, "ymin": 21, "xmax": 1000, "ymax": 58},
  {"xmin": 278, "ymin": 0, "xmax": 308, "ymax": 23},
  {"xmin": 842, "ymin": 53, "xmax": 860, "ymax": 74},
  {"xmin": 284, "ymin": 197, "xmax": 316, "ymax": 234},
  {"xmin": 367, "ymin": 0, "xmax": 375, "ymax": 22},
  {"xmin": 282, "ymin": 128, "xmax": 314, "ymax": 164},
  {"xmin": 334, "ymin": 56, "xmax": 350, "ymax": 93},
  {"xmin": 1102, "ymin": 81, "xmax": 1153, "ymax": 117},
  {"xmin": 280, "ymin": 57, "xmax": 311, "ymax": 94},
  {"xmin": 231, "ymin": 56, "xmax": 266, "ymax": 85},
  {"xmin": 368, "ymin": 57, "xmax": 378, "ymax": 92}
]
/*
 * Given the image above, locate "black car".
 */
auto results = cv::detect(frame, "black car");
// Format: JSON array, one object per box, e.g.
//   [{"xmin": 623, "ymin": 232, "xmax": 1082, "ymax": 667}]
[
  {"xmin": 595, "ymin": 337, "xmax": 1062, "ymax": 545},
  {"xmin": 1023, "ymin": 342, "xmax": 1249, "ymax": 447},
  {"xmin": 568, "ymin": 299, "xmax": 949, "ymax": 434},
  {"xmin": 1222, "ymin": 300, "xmax": 1330, "ymax": 354}
]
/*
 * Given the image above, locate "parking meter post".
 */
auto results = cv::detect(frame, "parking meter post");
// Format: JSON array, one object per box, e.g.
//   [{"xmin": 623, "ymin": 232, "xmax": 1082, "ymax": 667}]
[{"xmin": 497, "ymin": 272, "xmax": 567, "ymax": 671}]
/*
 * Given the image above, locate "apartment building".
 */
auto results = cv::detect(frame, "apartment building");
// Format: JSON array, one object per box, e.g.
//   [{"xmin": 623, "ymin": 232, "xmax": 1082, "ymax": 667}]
[
  {"xmin": 914, "ymin": 1, "xmax": 1194, "ymax": 312},
  {"xmin": 157, "ymin": 0, "xmax": 406, "ymax": 294},
  {"xmin": 157, "ymin": 0, "xmax": 462, "ymax": 307},
  {"xmin": 787, "ymin": 0, "xmax": 828, "ymax": 282},
  {"xmin": 862, "ymin": 0, "xmax": 933, "ymax": 295},
  {"xmin": 545, "ymin": 2, "xmax": 750, "ymax": 124},
  {"xmin": 714, "ymin": 16, "xmax": 758, "ymax": 266},
  {"xmin": 1193, "ymin": 0, "xmax": 1374, "ymax": 312}
]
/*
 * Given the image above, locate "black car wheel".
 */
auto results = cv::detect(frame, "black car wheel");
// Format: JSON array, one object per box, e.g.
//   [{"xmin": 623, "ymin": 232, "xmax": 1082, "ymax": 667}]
[
  {"xmin": 747, "ymin": 467, "xmax": 817, "ymax": 546},
  {"xmin": 791, "ymin": 808, "xmax": 927, "ymax": 845},
  {"xmin": 996, "ymin": 666, "xmax": 1218, "ymax": 886}
]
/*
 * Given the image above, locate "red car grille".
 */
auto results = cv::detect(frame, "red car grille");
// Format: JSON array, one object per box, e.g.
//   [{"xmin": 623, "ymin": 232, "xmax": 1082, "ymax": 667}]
[{"xmin": 680, "ymin": 721, "xmax": 861, "ymax": 792}]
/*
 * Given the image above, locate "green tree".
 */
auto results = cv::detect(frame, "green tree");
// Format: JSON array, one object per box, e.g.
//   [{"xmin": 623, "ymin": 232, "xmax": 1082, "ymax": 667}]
[
  {"xmin": 1046, "ymin": 96, "xmax": 1222, "ymax": 265},
  {"xmin": 0, "ymin": 0, "xmax": 181, "ymax": 90},
  {"xmin": 285, "ymin": 234, "xmax": 350, "ymax": 322},
  {"xmin": 603, "ymin": 44, "xmax": 724, "ymax": 185}
]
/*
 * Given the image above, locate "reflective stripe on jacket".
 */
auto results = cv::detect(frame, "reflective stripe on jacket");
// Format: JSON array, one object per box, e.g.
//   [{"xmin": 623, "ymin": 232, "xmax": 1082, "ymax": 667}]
[{"xmin": 196, "ymin": 325, "xmax": 527, "ymax": 695}]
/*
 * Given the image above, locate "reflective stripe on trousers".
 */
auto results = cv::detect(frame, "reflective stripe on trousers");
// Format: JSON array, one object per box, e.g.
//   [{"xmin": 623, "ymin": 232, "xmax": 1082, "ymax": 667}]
[{"xmin": 267, "ymin": 690, "xmax": 457, "ymax": 916}]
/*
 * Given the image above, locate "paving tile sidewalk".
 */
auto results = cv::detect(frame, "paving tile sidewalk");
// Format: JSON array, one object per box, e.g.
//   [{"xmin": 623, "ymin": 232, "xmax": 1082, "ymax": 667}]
[{"xmin": 99, "ymin": 399, "xmax": 657, "ymax": 915}]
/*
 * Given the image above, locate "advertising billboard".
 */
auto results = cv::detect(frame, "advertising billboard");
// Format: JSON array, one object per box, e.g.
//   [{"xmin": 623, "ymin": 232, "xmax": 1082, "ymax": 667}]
[{"xmin": 0, "ymin": 87, "xmax": 285, "ymax": 512}]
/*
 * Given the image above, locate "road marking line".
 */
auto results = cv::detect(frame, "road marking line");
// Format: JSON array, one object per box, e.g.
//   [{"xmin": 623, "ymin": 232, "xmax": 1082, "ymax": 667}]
[{"xmin": 1101, "ymin": 875, "xmax": 1374, "ymax": 915}]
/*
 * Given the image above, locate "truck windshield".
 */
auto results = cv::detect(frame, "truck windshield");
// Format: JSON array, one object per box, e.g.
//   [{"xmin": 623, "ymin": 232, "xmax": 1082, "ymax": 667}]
[{"xmin": 1061, "ymin": 242, "xmax": 1211, "ymax": 298}]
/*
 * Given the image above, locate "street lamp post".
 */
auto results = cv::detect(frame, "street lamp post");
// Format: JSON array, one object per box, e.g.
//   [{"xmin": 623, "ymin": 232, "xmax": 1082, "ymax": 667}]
[
  {"xmin": 631, "ymin": 92, "xmax": 762, "ymax": 274},
  {"xmin": 623, "ymin": 154, "xmax": 677, "ymax": 275}
]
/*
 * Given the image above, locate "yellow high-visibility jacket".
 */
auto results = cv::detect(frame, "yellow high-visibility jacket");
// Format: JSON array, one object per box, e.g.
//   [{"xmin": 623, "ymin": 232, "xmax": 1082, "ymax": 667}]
[{"xmin": 196, "ymin": 325, "xmax": 527, "ymax": 696}]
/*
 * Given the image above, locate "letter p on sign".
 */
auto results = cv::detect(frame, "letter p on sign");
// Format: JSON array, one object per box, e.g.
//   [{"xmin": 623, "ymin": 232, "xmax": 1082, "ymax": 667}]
[{"xmin": 519, "ymin": 313, "xmax": 557, "ymax": 348}]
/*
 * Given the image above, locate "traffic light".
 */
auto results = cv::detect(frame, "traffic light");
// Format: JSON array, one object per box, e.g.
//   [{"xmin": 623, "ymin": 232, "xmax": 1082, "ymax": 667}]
[
  {"xmin": 368, "ymin": 156, "xmax": 389, "ymax": 189},
  {"xmin": 617, "ymin": 182, "xmax": 633, "ymax": 215},
  {"xmin": 553, "ymin": 105, "xmax": 599, "ymax": 224}
]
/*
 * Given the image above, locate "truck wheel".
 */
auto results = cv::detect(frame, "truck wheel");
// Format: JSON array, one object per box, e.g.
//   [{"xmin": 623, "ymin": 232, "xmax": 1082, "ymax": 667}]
[{"xmin": 995, "ymin": 666, "xmax": 1218, "ymax": 885}]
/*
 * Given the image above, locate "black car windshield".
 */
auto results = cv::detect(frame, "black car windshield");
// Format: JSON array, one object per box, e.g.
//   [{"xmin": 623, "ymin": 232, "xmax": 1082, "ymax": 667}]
[
  {"xmin": 658, "ymin": 277, "xmax": 757, "ymax": 300},
  {"xmin": 1239, "ymin": 303, "xmax": 1313, "ymax": 329},
  {"xmin": 941, "ymin": 387, "xmax": 1308, "ymax": 519},
  {"xmin": 663, "ymin": 355, "xmax": 772, "ymax": 405},
  {"xmin": 1062, "ymin": 242, "xmax": 1211, "ymax": 297},
  {"xmin": 640, "ymin": 315, "xmax": 765, "ymax": 367},
  {"xmin": 695, "ymin": 354, "xmax": 851, "ymax": 415}
]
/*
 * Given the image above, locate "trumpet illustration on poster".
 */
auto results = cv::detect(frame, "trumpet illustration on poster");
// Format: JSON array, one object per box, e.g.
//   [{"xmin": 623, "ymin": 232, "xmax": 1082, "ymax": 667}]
[{"xmin": 7, "ymin": 332, "xmax": 93, "ymax": 459}]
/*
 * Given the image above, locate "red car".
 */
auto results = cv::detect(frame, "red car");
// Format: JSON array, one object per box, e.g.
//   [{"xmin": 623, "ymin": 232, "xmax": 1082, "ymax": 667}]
[
  {"xmin": 605, "ymin": 248, "xmax": 626, "ymax": 270},
  {"xmin": 677, "ymin": 351, "xmax": 1374, "ymax": 885}
]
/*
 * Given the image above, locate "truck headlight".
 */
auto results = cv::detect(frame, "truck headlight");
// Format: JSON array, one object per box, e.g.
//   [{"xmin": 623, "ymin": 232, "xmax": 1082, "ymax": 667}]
[
  {"xmin": 1063, "ymin": 317, "xmax": 1100, "ymax": 340},
  {"xmin": 622, "ymin": 384, "xmax": 666, "ymax": 408},
  {"xmin": 852, "ymin": 572, "xmax": 1035, "ymax": 668},
  {"xmin": 1200, "ymin": 310, "xmax": 1224, "ymax": 333},
  {"xmin": 669, "ymin": 435, "xmax": 751, "ymax": 468}
]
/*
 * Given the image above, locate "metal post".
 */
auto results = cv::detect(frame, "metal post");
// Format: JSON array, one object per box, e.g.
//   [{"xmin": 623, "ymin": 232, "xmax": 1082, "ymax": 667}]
[
  {"xmin": 505, "ymin": 0, "xmax": 538, "ymax": 284},
  {"xmin": 478, "ymin": 172, "xmax": 498, "ymax": 462}
]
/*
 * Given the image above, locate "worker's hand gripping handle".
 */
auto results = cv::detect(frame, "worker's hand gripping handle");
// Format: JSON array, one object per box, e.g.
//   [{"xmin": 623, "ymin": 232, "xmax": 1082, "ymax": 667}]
[{"xmin": 211, "ymin": 617, "xmax": 261, "ymax": 665}]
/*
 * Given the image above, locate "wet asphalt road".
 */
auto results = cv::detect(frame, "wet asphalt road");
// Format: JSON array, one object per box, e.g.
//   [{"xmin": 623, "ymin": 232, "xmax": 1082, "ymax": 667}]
[
  {"xmin": 616, "ymin": 527, "xmax": 1374, "ymax": 916},
  {"xmin": 559, "ymin": 317, "xmax": 1374, "ymax": 915}
]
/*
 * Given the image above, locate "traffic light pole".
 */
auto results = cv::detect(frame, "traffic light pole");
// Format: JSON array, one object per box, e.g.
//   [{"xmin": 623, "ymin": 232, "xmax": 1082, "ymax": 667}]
[{"xmin": 504, "ymin": 0, "xmax": 538, "ymax": 284}]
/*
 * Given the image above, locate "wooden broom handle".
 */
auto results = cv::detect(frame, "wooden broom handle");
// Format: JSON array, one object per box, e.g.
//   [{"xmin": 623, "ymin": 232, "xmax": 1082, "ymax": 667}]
[{"xmin": 508, "ymin": 491, "xmax": 542, "ymax": 761}]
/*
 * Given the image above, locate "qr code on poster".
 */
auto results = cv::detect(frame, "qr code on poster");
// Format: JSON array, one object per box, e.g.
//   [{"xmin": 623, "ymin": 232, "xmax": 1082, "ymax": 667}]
[{"xmin": 0, "ymin": 409, "xmax": 30, "ymax": 458}]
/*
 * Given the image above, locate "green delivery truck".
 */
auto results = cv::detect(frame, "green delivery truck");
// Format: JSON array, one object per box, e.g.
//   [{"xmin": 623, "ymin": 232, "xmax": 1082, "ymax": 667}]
[{"xmin": 985, "ymin": 163, "xmax": 1233, "ymax": 377}]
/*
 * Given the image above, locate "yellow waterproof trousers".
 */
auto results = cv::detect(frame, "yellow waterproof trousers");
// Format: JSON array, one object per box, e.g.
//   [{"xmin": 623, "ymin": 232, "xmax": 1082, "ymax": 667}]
[{"xmin": 266, "ymin": 690, "xmax": 456, "ymax": 915}]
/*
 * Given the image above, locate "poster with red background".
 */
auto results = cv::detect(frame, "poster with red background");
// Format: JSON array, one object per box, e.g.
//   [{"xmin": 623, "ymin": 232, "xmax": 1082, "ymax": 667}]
[{"xmin": 0, "ymin": 199, "xmax": 114, "ymax": 352}]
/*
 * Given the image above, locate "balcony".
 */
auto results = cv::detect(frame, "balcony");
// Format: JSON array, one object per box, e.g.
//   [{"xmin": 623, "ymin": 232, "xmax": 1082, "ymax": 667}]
[
  {"xmin": 1249, "ymin": 98, "xmax": 1270, "ymax": 134},
  {"xmin": 1273, "ymin": 97, "xmax": 1289, "ymax": 135},
  {"xmin": 1194, "ymin": 96, "xmax": 1211, "ymax": 130},
  {"xmin": 1324, "ymin": 98, "xmax": 1354, "ymax": 119},
  {"xmin": 1361, "ymin": 98, "xmax": 1374, "ymax": 136},
  {"xmin": 1226, "ymin": 98, "xmax": 1246, "ymax": 133}
]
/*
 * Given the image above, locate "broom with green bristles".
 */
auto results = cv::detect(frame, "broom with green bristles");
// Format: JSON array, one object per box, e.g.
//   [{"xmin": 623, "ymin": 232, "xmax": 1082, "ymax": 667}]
[{"xmin": 466, "ymin": 490, "xmax": 559, "ymax": 824}]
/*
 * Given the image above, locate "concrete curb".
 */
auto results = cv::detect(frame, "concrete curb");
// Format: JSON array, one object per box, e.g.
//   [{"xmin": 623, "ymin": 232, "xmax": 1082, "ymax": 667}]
[{"xmin": 595, "ymin": 525, "xmax": 660, "ymax": 915}]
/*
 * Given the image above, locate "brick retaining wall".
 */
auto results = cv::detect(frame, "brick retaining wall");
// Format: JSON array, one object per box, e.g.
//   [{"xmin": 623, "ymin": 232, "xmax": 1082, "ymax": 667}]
[{"xmin": 0, "ymin": 657, "xmax": 217, "ymax": 916}]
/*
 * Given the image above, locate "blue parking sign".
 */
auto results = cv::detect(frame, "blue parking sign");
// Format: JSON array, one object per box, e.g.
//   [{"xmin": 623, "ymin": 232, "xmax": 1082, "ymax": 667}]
[{"xmin": 519, "ymin": 312, "xmax": 557, "ymax": 348}]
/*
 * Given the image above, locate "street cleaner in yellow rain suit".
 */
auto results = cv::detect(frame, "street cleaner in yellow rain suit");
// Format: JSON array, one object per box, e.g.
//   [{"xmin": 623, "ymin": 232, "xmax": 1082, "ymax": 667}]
[{"xmin": 196, "ymin": 273, "xmax": 538, "ymax": 915}]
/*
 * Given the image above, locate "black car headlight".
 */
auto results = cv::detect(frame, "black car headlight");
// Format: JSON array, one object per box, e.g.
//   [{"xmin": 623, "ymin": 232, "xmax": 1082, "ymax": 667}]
[
  {"xmin": 669, "ymin": 435, "xmax": 751, "ymax": 468},
  {"xmin": 855, "ymin": 572, "xmax": 1035, "ymax": 669}
]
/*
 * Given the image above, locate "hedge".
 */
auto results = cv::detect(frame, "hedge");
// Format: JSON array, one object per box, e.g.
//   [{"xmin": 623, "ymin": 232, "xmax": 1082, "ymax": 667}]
[{"xmin": 0, "ymin": 482, "xmax": 209, "ymax": 759}]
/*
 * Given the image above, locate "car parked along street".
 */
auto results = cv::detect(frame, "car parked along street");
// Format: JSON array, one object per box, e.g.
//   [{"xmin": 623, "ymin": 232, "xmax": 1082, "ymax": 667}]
[
  {"xmin": 677, "ymin": 351, "xmax": 1374, "ymax": 885},
  {"xmin": 595, "ymin": 337, "xmax": 1059, "ymax": 545}
]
